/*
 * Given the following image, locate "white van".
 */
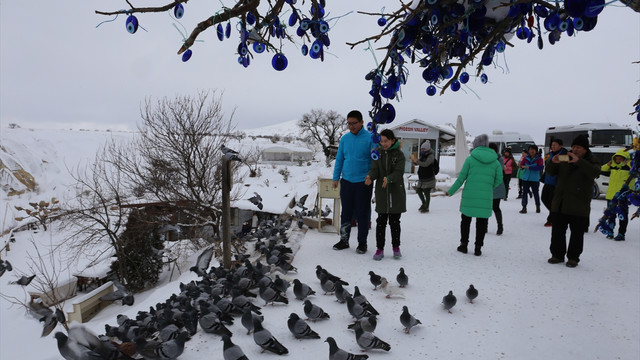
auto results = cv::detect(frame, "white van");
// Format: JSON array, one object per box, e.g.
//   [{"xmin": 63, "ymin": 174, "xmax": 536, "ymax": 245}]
[{"xmin": 488, "ymin": 130, "xmax": 537, "ymax": 162}]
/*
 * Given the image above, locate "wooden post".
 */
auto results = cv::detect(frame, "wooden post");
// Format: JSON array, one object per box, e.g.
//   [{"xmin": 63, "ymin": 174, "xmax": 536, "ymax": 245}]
[{"xmin": 221, "ymin": 156, "xmax": 232, "ymax": 269}]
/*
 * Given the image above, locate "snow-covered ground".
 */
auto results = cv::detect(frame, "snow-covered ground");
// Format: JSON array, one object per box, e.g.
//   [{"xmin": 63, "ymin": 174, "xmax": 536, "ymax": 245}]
[{"xmin": 0, "ymin": 127, "xmax": 638, "ymax": 359}]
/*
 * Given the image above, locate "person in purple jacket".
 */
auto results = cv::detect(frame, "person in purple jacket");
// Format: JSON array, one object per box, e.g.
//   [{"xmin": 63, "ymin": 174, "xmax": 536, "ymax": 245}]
[
  {"xmin": 519, "ymin": 144, "xmax": 544, "ymax": 214},
  {"xmin": 332, "ymin": 110, "xmax": 374, "ymax": 254}
]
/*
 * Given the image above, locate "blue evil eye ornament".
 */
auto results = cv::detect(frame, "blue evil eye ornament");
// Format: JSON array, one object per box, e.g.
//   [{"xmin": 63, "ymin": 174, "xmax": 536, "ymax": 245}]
[
  {"xmin": 480, "ymin": 73, "xmax": 488, "ymax": 84},
  {"xmin": 378, "ymin": 103, "xmax": 396, "ymax": 124},
  {"xmin": 272, "ymin": 53, "xmax": 288, "ymax": 71},
  {"xmin": 372, "ymin": 132, "xmax": 381, "ymax": 144},
  {"xmin": 253, "ymin": 42, "xmax": 265, "ymax": 53},
  {"xmin": 426, "ymin": 85, "xmax": 437, "ymax": 96},
  {"xmin": 460, "ymin": 72, "xmax": 470, "ymax": 84},
  {"xmin": 288, "ymin": 12, "xmax": 298, "ymax": 26},
  {"xmin": 216, "ymin": 24, "xmax": 224, "ymax": 41},
  {"xmin": 247, "ymin": 12, "xmax": 256, "ymax": 25},
  {"xmin": 378, "ymin": 17, "xmax": 387, "ymax": 26},
  {"xmin": 366, "ymin": 122, "xmax": 376, "ymax": 132},
  {"xmin": 126, "ymin": 15, "xmax": 139, "ymax": 34},
  {"xmin": 225, "ymin": 22, "xmax": 231, "ymax": 38},
  {"xmin": 451, "ymin": 80, "xmax": 461, "ymax": 92},
  {"xmin": 371, "ymin": 148, "xmax": 380, "ymax": 160},
  {"xmin": 301, "ymin": 44, "xmax": 309, "ymax": 56},
  {"xmin": 181, "ymin": 49, "xmax": 192, "ymax": 62},
  {"xmin": 174, "ymin": 4, "xmax": 184, "ymax": 19}
]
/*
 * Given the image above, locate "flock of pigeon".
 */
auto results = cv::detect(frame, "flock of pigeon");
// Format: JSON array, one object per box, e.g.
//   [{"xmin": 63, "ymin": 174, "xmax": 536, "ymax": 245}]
[{"xmin": 10, "ymin": 208, "xmax": 480, "ymax": 359}]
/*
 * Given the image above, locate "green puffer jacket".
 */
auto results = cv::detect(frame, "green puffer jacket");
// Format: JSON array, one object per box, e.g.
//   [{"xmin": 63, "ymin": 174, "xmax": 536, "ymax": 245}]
[
  {"xmin": 368, "ymin": 141, "xmax": 406, "ymax": 214},
  {"xmin": 546, "ymin": 151, "xmax": 600, "ymax": 217},
  {"xmin": 600, "ymin": 149, "xmax": 632, "ymax": 200},
  {"xmin": 447, "ymin": 146, "xmax": 503, "ymax": 218}
]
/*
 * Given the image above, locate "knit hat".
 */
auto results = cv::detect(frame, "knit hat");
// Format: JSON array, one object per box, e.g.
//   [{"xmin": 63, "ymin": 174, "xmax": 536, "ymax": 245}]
[
  {"xmin": 571, "ymin": 134, "xmax": 590, "ymax": 150},
  {"xmin": 472, "ymin": 134, "xmax": 489, "ymax": 149},
  {"xmin": 420, "ymin": 141, "xmax": 431, "ymax": 151}
]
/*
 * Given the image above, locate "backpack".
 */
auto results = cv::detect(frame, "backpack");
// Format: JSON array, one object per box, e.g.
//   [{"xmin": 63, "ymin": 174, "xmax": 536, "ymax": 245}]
[{"xmin": 432, "ymin": 158, "xmax": 440, "ymax": 175}]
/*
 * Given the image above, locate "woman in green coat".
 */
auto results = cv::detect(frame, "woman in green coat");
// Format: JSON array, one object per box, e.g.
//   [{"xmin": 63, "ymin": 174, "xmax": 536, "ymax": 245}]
[
  {"xmin": 365, "ymin": 129, "xmax": 406, "ymax": 260},
  {"xmin": 447, "ymin": 134, "xmax": 503, "ymax": 256}
]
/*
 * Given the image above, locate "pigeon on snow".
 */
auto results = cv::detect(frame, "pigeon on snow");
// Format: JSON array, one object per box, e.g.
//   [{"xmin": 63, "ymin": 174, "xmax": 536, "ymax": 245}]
[
  {"xmin": 353, "ymin": 286, "xmax": 379, "ymax": 315},
  {"xmin": 380, "ymin": 277, "xmax": 405, "ymax": 298},
  {"xmin": 241, "ymin": 308, "xmax": 264, "ymax": 335},
  {"xmin": 443, "ymin": 290, "xmax": 457, "ymax": 313},
  {"xmin": 353, "ymin": 323, "xmax": 391, "ymax": 351},
  {"xmin": 334, "ymin": 282, "xmax": 352, "ymax": 303},
  {"xmin": 316, "ymin": 265, "xmax": 348, "ymax": 286},
  {"xmin": 252, "ymin": 317, "xmax": 289, "ymax": 355},
  {"xmin": 293, "ymin": 279, "xmax": 316, "ymax": 300},
  {"xmin": 466, "ymin": 284, "xmax": 478, "ymax": 303},
  {"xmin": 287, "ymin": 313, "xmax": 320, "ymax": 339},
  {"xmin": 221, "ymin": 334, "xmax": 249, "ymax": 360},
  {"xmin": 303, "ymin": 300, "xmax": 330, "ymax": 321},
  {"xmin": 348, "ymin": 314, "xmax": 377, "ymax": 333},
  {"xmin": 325, "ymin": 336, "xmax": 369, "ymax": 360},
  {"xmin": 221, "ymin": 145, "xmax": 242, "ymax": 162},
  {"xmin": 368, "ymin": 271, "xmax": 382, "ymax": 290},
  {"xmin": 0, "ymin": 259, "xmax": 12, "ymax": 277},
  {"xmin": 400, "ymin": 305, "xmax": 422, "ymax": 334},
  {"xmin": 258, "ymin": 284, "xmax": 288, "ymax": 306},
  {"xmin": 396, "ymin": 267, "xmax": 408, "ymax": 287},
  {"xmin": 346, "ymin": 295, "xmax": 370, "ymax": 320},
  {"xmin": 99, "ymin": 279, "xmax": 134, "ymax": 306}
]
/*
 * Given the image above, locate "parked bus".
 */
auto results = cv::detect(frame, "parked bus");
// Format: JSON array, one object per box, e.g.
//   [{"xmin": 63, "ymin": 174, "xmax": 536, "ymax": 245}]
[
  {"xmin": 544, "ymin": 123, "xmax": 634, "ymax": 198},
  {"xmin": 488, "ymin": 131, "xmax": 536, "ymax": 162}
]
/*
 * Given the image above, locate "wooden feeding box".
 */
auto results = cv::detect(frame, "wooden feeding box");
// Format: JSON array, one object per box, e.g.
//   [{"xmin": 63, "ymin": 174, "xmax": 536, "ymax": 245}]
[{"xmin": 316, "ymin": 178, "xmax": 340, "ymax": 233}]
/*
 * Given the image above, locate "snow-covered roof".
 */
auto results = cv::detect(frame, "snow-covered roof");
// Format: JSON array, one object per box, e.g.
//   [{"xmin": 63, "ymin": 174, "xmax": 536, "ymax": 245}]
[{"xmin": 262, "ymin": 145, "xmax": 313, "ymax": 153}]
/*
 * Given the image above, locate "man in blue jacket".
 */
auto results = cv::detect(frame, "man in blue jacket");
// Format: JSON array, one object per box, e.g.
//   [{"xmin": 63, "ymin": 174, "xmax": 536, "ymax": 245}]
[
  {"xmin": 541, "ymin": 139, "xmax": 568, "ymax": 226},
  {"xmin": 332, "ymin": 110, "xmax": 373, "ymax": 254}
]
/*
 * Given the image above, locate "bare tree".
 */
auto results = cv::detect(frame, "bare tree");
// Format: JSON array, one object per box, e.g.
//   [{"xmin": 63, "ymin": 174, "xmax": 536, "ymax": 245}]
[
  {"xmin": 298, "ymin": 109, "xmax": 346, "ymax": 161},
  {"xmin": 109, "ymin": 90, "xmax": 240, "ymax": 243},
  {"xmin": 94, "ymin": 1, "xmax": 640, "ymax": 117},
  {"xmin": 61, "ymin": 148, "xmax": 129, "ymax": 283}
]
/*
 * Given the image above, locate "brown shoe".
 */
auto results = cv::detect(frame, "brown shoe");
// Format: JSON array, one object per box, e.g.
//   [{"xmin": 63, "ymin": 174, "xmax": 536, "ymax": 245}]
[
  {"xmin": 547, "ymin": 257, "xmax": 564, "ymax": 264},
  {"xmin": 566, "ymin": 259, "xmax": 578, "ymax": 268}
]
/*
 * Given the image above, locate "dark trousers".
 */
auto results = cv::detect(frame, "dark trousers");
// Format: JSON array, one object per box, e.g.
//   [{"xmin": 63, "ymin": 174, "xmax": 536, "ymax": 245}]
[
  {"xmin": 492, "ymin": 199, "xmax": 502, "ymax": 227},
  {"xmin": 503, "ymin": 174, "xmax": 512, "ymax": 199},
  {"xmin": 550, "ymin": 213, "xmax": 588, "ymax": 262},
  {"xmin": 375, "ymin": 213, "xmax": 401, "ymax": 250},
  {"xmin": 339, "ymin": 179, "xmax": 372, "ymax": 245},
  {"xmin": 541, "ymin": 184, "xmax": 556, "ymax": 222},
  {"xmin": 607, "ymin": 200, "xmax": 629, "ymax": 235},
  {"xmin": 416, "ymin": 188, "xmax": 431, "ymax": 209},
  {"xmin": 521, "ymin": 180, "xmax": 540, "ymax": 207},
  {"xmin": 518, "ymin": 178, "xmax": 523, "ymax": 197},
  {"xmin": 460, "ymin": 214, "xmax": 488, "ymax": 248}
]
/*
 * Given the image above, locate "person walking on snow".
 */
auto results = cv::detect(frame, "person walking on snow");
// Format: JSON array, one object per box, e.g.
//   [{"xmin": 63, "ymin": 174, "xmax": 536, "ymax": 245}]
[
  {"xmin": 447, "ymin": 134, "xmax": 503, "ymax": 256},
  {"xmin": 490, "ymin": 143, "xmax": 506, "ymax": 235},
  {"xmin": 365, "ymin": 129, "xmax": 407, "ymax": 260},
  {"xmin": 502, "ymin": 148, "xmax": 516, "ymax": 200},
  {"xmin": 410, "ymin": 140, "xmax": 436, "ymax": 213}
]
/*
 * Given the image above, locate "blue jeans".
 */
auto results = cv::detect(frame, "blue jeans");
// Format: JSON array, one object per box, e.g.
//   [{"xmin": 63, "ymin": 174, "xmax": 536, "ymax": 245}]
[
  {"xmin": 339, "ymin": 179, "xmax": 372, "ymax": 246},
  {"xmin": 521, "ymin": 180, "xmax": 540, "ymax": 207}
]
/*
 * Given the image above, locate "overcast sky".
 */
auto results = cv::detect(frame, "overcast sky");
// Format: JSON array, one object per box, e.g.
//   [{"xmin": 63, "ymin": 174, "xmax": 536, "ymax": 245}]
[{"xmin": 1, "ymin": 1, "xmax": 638, "ymax": 143}]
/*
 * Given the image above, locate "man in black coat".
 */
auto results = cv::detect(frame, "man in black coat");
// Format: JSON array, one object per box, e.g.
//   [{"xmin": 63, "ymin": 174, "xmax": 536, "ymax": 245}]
[{"xmin": 545, "ymin": 135, "xmax": 600, "ymax": 268}]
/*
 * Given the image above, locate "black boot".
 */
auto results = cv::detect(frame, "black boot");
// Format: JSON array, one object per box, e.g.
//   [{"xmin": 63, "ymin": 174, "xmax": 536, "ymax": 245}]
[
  {"xmin": 497, "ymin": 224, "xmax": 503, "ymax": 235},
  {"xmin": 474, "ymin": 246, "xmax": 482, "ymax": 256},
  {"xmin": 519, "ymin": 207, "xmax": 527, "ymax": 214},
  {"xmin": 536, "ymin": 205, "xmax": 541, "ymax": 213},
  {"xmin": 457, "ymin": 243, "xmax": 468, "ymax": 254}
]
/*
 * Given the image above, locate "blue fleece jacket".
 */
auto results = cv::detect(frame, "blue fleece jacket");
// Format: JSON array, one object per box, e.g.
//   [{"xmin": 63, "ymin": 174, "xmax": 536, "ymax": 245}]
[
  {"xmin": 520, "ymin": 154, "xmax": 543, "ymax": 182},
  {"xmin": 333, "ymin": 127, "xmax": 373, "ymax": 183}
]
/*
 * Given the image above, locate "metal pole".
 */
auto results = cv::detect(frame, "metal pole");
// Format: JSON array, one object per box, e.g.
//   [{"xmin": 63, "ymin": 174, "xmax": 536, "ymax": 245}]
[{"xmin": 221, "ymin": 156, "xmax": 232, "ymax": 269}]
